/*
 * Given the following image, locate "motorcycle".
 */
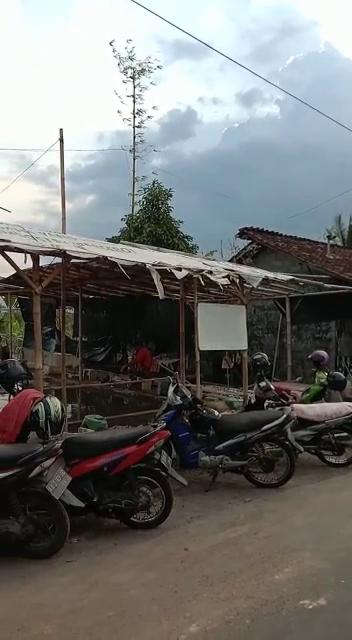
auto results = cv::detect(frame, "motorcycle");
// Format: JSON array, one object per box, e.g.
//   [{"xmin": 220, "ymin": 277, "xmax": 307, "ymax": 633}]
[
  {"xmin": 44, "ymin": 421, "xmax": 186, "ymax": 530},
  {"xmin": 249, "ymin": 371, "xmax": 344, "ymax": 410},
  {"xmin": 286, "ymin": 402, "xmax": 352, "ymax": 467},
  {"xmin": 157, "ymin": 380, "xmax": 296, "ymax": 489},
  {"xmin": 0, "ymin": 440, "xmax": 70, "ymax": 558}
]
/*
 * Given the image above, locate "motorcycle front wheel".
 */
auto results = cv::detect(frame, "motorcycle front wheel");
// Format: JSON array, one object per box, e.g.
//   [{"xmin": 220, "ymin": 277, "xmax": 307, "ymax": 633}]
[
  {"xmin": 120, "ymin": 467, "xmax": 174, "ymax": 530},
  {"xmin": 317, "ymin": 426, "xmax": 352, "ymax": 467},
  {"xmin": 18, "ymin": 487, "xmax": 70, "ymax": 559},
  {"xmin": 243, "ymin": 438, "xmax": 296, "ymax": 488}
]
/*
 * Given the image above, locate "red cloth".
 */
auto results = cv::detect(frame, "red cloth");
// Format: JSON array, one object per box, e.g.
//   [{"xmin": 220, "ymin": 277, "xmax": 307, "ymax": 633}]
[
  {"xmin": 135, "ymin": 346, "xmax": 153, "ymax": 372},
  {"xmin": 0, "ymin": 389, "xmax": 44, "ymax": 443}
]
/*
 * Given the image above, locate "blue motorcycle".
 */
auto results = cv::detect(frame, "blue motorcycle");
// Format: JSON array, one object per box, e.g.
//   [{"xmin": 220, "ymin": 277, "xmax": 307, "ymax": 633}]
[{"xmin": 157, "ymin": 380, "xmax": 296, "ymax": 489}]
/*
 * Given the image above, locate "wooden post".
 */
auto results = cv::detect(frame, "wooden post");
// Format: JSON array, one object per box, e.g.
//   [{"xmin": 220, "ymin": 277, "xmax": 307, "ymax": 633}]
[
  {"xmin": 7, "ymin": 293, "xmax": 13, "ymax": 358},
  {"xmin": 32, "ymin": 254, "xmax": 43, "ymax": 391},
  {"xmin": 179, "ymin": 281, "xmax": 186, "ymax": 383},
  {"xmin": 59, "ymin": 128, "xmax": 67, "ymax": 234},
  {"xmin": 193, "ymin": 279, "xmax": 201, "ymax": 398},
  {"xmin": 61, "ymin": 258, "xmax": 67, "ymax": 409},
  {"xmin": 242, "ymin": 350, "xmax": 249, "ymax": 405},
  {"xmin": 272, "ymin": 311, "xmax": 282, "ymax": 380},
  {"xmin": 78, "ymin": 288, "xmax": 83, "ymax": 419},
  {"xmin": 285, "ymin": 296, "xmax": 292, "ymax": 381},
  {"xmin": 78, "ymin": 288, "xmax": 83, "ymax": 383}
]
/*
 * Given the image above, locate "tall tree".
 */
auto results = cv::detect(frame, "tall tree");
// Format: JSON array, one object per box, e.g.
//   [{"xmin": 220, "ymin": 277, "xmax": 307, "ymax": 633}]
[
  {"xmin": 110, "ymin": 39, "xmax": 161, "ymax": 216},
  {"xmin": 107, "ymin": 179, "xmax": 198, "ymax": 254},
  {"xmin": 326, "ymin": 214, "xmax": 352, "ymax": 247}
]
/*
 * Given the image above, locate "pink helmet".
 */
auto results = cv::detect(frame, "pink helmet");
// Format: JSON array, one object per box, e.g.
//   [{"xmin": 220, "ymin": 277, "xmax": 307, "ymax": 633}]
[{"xmin": 308, "ymin": 350, "xmax": 329, "ymax": 367}]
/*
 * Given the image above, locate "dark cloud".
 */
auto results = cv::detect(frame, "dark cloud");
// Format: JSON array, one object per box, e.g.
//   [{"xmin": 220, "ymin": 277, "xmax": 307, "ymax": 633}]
[
  {"xmin": 236, "ymin": 87, "xmax": 268, "ymax": 109},
  {"xmin": 243, "ymin": 7, "xmax": 320, "ymax": 68},
  {"xmin": 25, "ymin": 46, "xmax": 352, "ymax": 252},
  {"xmin": 155, "ymin": 107, "xmax": 201, "ymax": 147},
  {"xmin": 159, "ymin": 38, "xmax": 211, "ymax": 64}
]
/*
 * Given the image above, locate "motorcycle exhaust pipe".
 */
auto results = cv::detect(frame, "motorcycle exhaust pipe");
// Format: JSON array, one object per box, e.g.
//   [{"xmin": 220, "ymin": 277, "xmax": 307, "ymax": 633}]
[{"xmin": 198, "ymin": 453, "xmax": 247, "ymax": 471}]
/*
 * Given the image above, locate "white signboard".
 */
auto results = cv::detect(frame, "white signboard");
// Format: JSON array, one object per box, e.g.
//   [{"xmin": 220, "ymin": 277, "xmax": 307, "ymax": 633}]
[{"xmin": 198, "ymin": 303, "xmax": 248, "ymax": 351}]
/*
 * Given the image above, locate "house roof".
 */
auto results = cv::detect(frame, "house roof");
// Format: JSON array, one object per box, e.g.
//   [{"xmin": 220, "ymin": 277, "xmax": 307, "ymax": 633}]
[{"xmin": 235, "ymin": 227, "xmax": 352, "ymax": 283}]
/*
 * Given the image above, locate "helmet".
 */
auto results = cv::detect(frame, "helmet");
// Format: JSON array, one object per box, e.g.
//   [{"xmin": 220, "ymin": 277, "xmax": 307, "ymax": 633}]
[
  {"xmin": 29, "ymin": 395, "xmax": 66, "ymax": 441},
  {"xmin": 308, "ymin": 350, "xmax": 329, "ymax": 367},
  {"xmin": 0, "ymin": 359, "xmax": 30, "ymax": 394},
  {"xmin": 251, "ymin": 352, "xmax": 271, "ymax": 372},
  {"xmin": 327, "ymin": 371, "xmax": 347, "ymax": 391}
]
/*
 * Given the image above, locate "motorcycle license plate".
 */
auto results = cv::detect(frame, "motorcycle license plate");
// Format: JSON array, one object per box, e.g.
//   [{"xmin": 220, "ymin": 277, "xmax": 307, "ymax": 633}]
[
  {"xmin": 46, "ymin": 468, "xmax": 71, "ymax": 499},
  {"xmin": 160, "ymin": 449, "xmax": 173, "ymax": 472}
]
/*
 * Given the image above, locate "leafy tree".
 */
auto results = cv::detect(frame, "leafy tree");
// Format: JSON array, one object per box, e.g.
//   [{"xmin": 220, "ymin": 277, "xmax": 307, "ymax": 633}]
[
  {"xmin": 326, "ymin": 214, "xmax": 352, "ymax": 247},
  {"xmin": 107, "ymin": 179, "xmax": 198, "ymax": 254},
  {"xmin": 110, "ymin": 39, "xmax": 162, "ymax": 215}
]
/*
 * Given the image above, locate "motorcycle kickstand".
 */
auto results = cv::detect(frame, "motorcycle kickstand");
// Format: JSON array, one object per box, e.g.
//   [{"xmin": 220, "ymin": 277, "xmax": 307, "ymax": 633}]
[{"xmin": 205, "ymin": 470, "xmax": 219, "ymax": 492}]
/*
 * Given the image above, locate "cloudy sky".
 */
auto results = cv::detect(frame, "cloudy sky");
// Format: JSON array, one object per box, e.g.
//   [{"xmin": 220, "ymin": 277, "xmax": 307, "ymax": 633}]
[{"xmin": 2, "ymin": 0, "xmax": 352, "ymax": 262}]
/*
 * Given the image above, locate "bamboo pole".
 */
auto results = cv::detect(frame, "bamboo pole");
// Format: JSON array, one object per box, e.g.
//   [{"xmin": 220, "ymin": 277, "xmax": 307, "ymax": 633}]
[
  {"xmin": 194, "ymin": 279, "xmax": 201, "ymax": 398},
  {"xmin": 285, "ymin": 296, "xmax": 292, "ymax": 381},
  {"xmin": 31, "ymin": 254, "xmax": 43, "ymax": 391},
  {"xmin": 61, "ymin": 258, "xmax": 67, "ymax": 408},
  {"xmin": 59, "ymin": 128, "xmax": 67, "ymax": 234},
  {"xmin": 179, "ymin": 281, "xmax": 186, "ymax": 383}
]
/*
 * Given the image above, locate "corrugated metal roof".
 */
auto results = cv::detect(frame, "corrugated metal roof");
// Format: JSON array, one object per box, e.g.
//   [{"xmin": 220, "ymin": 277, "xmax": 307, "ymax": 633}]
[{"xmin": 0, "ymin": 221, "xmax": 326, "ymax": 300}]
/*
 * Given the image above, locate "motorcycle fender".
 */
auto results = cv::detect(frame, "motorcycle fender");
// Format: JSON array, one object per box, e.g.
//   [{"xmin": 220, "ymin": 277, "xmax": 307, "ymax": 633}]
[
  {"xmin": 60, "ymin": 488, "xmax": 85, "ymax": 508},
  {"xmin": 154, "ymin": 450, "xmax": 188, "ymax": 486}
]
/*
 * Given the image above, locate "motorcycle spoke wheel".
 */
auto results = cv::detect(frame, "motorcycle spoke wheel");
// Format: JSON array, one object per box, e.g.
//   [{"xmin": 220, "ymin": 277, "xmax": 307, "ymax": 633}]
[
  {"xmin": 244, "ymin": 440, "xmax": 295, "ymax": 488},
  {"xmin": 317, "ymin": 428, "xmax": 352, "ymax": 467},
  {"xmin": 18, "ymin": 488, "xmax": 70, "ymax": 559},
  {"xmin": 120, "ymin": 468, "xmax": 173, "ymax": 530}
]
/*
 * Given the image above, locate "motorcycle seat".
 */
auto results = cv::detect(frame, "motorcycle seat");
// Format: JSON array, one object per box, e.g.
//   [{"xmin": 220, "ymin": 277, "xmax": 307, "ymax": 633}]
[
  {"xmin": 214, "ymin": 409, "xmax": 287, "ymax": 436},
  {"xmin": 62, "ymin": 425, "xmax": 153, "ymax": 461},
  {"xmin": 0, "ymin": 443, "xmax": 43, "ymax": 467},
  {"xmin": 291, "ymin": 402, "xmax": 352, "ymax": 424}
]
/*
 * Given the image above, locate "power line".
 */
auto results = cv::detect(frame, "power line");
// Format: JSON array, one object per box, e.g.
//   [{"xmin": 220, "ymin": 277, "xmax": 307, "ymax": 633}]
[
  {"xmin": 0, "ymin": 139, "xmax": 58, "ymax": 195},
  {"xmin": 129, "ymin": 0, "xmax": 352, "ymax": 137},
  {"xmin": 0, "ymin": 147, "xmax": 126, "ymax": 153},
  {"xmin": 287, "ymin": 185, "xmax": 352, "ymax": 220}
]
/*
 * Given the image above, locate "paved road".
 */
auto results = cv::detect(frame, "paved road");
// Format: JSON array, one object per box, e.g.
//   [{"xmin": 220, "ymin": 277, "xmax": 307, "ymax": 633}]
[{"xmin": 2, "ymin": 457, "xmax": 352, "ymax": 639}]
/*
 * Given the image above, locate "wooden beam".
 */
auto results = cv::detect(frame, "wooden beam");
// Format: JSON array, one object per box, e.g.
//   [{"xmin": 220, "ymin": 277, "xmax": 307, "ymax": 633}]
[
  {"xmin": 31, "ymin": 254, "xmax": 43, "ymax": 391},
  {"xmin": 40, "ymin": 262, "xmax": 67, "ymax": 292},
  {"xmin": 194, "ymin": 279, "xmax": 202, "ymax": 398},
  {"xmin": 0, "ymin": 251, "xmax": 37, "ymax": 292},
  {"xmin": 179, "ymin": 280, "xmax": 186, "ymax": 383}
]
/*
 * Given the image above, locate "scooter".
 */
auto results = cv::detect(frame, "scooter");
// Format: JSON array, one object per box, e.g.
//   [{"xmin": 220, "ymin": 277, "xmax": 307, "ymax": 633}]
[
  {"xmin": 157, "ymin": 380, "xmax": 296, "ymax": 489},
  {"xmin": 44, "ymin": 421, "xmax": 186, "ymax": 530},
  {"xmin": 0, "ymin": 440, "xmax": 70, "ymax": 558}
]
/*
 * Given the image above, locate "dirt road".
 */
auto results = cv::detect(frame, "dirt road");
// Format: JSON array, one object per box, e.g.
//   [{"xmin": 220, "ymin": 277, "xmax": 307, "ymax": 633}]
[{"xmin": 2, "ymin": 458, "xmax": 352, "ymax": 639}]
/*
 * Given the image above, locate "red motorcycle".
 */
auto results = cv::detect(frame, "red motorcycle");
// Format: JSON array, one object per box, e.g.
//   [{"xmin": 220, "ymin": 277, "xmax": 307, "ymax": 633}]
[{"xmin": 44, "ymin": 422, "xmax": 185, "ymax": 530}]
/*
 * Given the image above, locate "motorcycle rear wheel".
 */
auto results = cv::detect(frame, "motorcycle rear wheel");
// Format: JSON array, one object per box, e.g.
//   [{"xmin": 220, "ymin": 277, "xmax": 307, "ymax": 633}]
[
  {"xmin": 243, "ymin": 438, "xmax": 295, "ymax": 488},
  {"xmin": 18, "ymin": 487, "xmax": 70, "ymax": 559},
  {"xmin": 120, "ymin": 467, "xmax": 173, "ymax": 530},
  {"xmin": 317, "ymin": 427, "xmax": 352, "ymax": 467}
]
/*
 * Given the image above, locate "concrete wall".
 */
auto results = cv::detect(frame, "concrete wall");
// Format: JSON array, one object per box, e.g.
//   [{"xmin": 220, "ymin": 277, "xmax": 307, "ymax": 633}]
[{"xmin": 243, "ymin": 249, "xmax": 335, "ymax": 381}]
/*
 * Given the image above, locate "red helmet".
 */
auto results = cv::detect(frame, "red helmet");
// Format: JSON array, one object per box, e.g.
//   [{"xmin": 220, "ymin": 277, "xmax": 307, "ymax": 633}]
[{"xmin": 308, "ymin": 350, "xmax": 329, "ymax": 367}]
